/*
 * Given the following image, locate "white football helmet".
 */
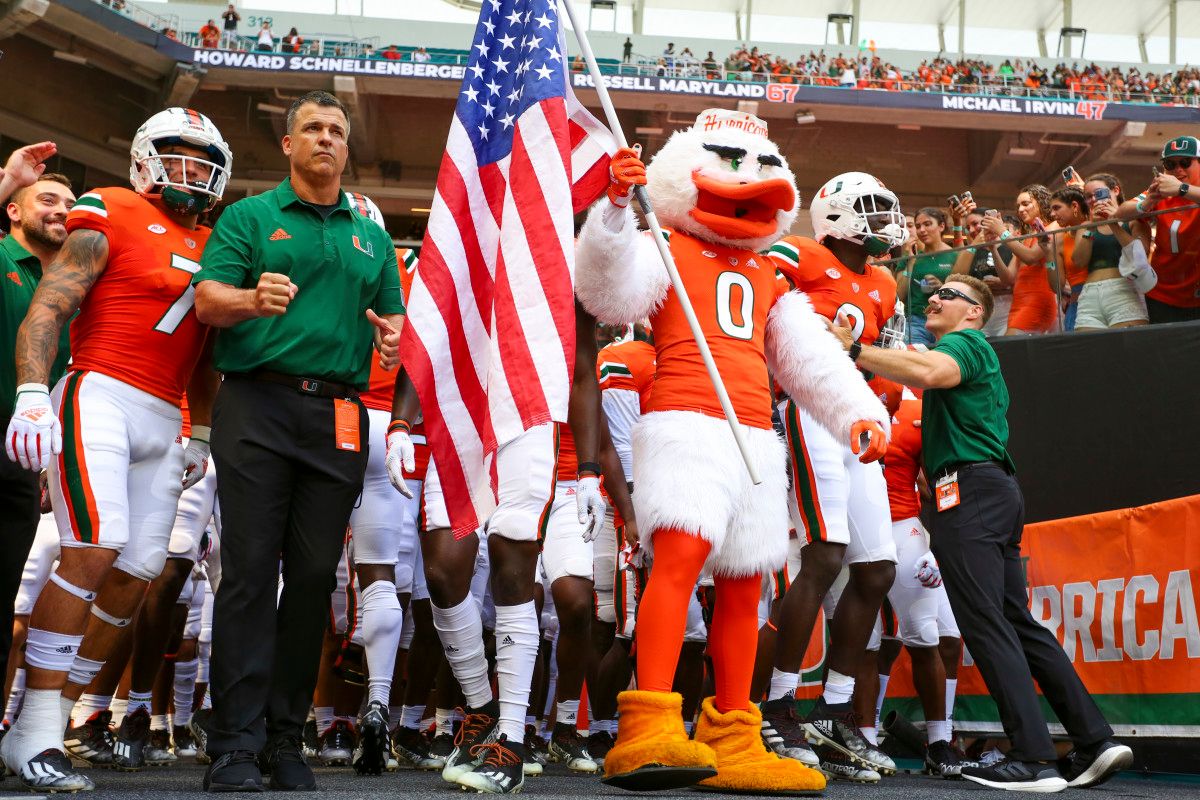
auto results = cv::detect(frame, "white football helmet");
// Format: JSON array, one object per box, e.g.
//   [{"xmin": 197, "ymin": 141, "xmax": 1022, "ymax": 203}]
[
  {"xmin": 130, "ymin": 107, "xmax": 232, "ymax": 214},
  {"xmin": 810, "ymin": 172, "xmax": 906, "ymax": 256},
  {"xmin": 875, "ymin": 300, "xmax": 908, "ymax": 349},
  {"xmin": 345, "ymin": 191, "xmax": 386, "ymax": 230}
]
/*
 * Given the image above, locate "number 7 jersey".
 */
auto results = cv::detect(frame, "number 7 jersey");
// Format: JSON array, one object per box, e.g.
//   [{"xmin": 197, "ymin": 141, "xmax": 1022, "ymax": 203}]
[{"xmin": 65, "ymin": 187, "xmax": 211, "ymax": 406}]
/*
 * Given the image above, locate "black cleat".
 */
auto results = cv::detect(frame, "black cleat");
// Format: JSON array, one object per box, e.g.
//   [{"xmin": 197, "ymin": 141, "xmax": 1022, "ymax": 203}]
[
  {"xmin": 64, "ymin": 709, "xmax": 115, "ymax": 767},
  {"xmin": 172, "ymin": 725, "xmax": 198, "ymax": 759},
  {"xmin": 456, "ymin": 734, "xmax": 525, "ymax": 794},
  {"xmin": 391, "ymin": 725, "xmax": 439, "ymax": 769},
  {"xmin": 352, "ymin": 701, "xmax": 388, "ymax": 775},
  {"xmin": 761, "ymin": 694, "xmax": 820, "ymax": 768},
  {"xmin": 317, "ymin": 719, "xmax": 355, "ymax": 767},
  {"xmin": 925, "ymin": 739, "xmax": 964, "ymax": 778},
  {"xmin": 586, "ymin": 730, "xmax": 613, "ymax": 767},
  {"xmin": 111, "ymin": 708, "xmax": 151, "ymax": 771},
  {"xmin": 441, "ymin": 701, "xmax": 499, "ymax": 783},
  {"xmin": 802, "ymin": 697, "xmax": 896, "ymax": 775},
  {"xmin": 15, "ymin": 748, "xmax": 95, "ymax": 792},
  {"xmin": 549, "ymin": 722, "xmax": 598, "ymax": 773},
  {"xmin": 145, "ymin": 728, "xmax": 178, "ymax": 765}
]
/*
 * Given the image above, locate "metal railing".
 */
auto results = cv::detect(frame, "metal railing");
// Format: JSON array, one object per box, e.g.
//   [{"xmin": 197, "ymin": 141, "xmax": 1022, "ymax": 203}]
[
  {"xmin": 93, "ymin": 0, "xmax": 180, "ymax": 38},
  {"xmin": 180, "ymin": 31, "xmax": 381, "ymax": 59}
]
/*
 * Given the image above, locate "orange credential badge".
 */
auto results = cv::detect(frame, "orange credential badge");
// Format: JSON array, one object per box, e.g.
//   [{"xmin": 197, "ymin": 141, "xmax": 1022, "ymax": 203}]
[{"xmin": 333, "ymin": 398, "xmax": 361, "ymax": 452}]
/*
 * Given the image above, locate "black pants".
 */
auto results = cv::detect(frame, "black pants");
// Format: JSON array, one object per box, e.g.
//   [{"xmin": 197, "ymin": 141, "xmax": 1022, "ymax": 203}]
[
  {"xmin": 0, "ymin": 430, "xmax": 41, "ymax": 679},
  {"xmin": 206, "ymin": 378, "xmax": 368, "ymax": 755},
  {"xmin": 928, "ymin": 464, "xmax": 1111, "ymax": 762},
  {"xmin": 1146, "ymin": 297, "xmax": 1200, "ymax": 325}
]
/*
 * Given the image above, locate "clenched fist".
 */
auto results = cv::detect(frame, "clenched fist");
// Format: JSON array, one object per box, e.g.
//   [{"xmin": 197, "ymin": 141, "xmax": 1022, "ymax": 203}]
[
  {"xmin": 255, "ymin": 272, "xmax": 297, "ymax": 317},
  {"xmin": 607, "ymin": 145, "xmax": 646, "ymax": 208}
]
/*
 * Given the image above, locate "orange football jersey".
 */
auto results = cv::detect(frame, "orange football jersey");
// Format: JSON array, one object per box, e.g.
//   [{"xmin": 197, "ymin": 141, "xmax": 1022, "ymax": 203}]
[
  {"xmin": 1149, "ymin": 196, "xmax": 1200, "ymax": 308},
  {"xmin": 767, "ymin": 235, "xmax": 896, "ymax": 346},
  {"xmin": 884, "ymin": 396, "xmax": 922, "ymax": 523},
  {"xmin": 65, "ymin": 187, "xmax": 211, "ymax": 405},
  {"xmin": 596, "ymin": 338, "xmax": 656, "ymax": 411},
  {"xmin": 646, "ymin": 229, "xmax": 788, "ymax": 430},
  {"xmin": 556, "ymin": 421, "xmax": 578, "ymax": 483}
]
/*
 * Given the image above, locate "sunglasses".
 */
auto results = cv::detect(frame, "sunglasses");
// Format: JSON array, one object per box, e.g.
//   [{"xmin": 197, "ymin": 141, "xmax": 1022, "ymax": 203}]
[
  {"xmin": 935, "ymin": 286, "xmax": 981, "ymax": 306},
  {"xmin": 1162, "ymin": 158, "xmax": 1195, "ymax": 170}
]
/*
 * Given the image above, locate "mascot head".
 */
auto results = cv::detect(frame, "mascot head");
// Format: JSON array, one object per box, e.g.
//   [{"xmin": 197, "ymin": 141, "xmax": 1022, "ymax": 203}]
[{"xmin": 645, "ymin": 108, "xmax": 798, "ymax": 252}]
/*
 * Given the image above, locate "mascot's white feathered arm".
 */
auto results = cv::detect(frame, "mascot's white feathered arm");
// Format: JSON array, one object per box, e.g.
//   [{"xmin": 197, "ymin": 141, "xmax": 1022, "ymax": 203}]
[
  {"xmin": 575, "ymin": 148, "xmax": 670, "ymax": 325},
  {"xmin": 766, "ymin": 290, "xmax": 891, "ymax": 460}
]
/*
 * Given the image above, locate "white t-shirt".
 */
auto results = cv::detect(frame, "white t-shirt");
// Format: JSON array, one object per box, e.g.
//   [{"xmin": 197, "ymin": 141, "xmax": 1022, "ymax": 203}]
[{"xmin": 257, "ymin": 28, "xmax": 273, "ymax": 47}]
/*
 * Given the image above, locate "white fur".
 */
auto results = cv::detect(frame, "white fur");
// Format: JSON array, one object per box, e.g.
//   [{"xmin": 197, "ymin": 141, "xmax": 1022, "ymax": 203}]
[
  {"xmin": 574, "ymin": 203, "xmax": 670, "ymax": 324},
  {"xmin": 632, "ymin": 411, "xmax": 789, "ymax": 578},
  {"xmin": 645, "ymin": 126, "xmax": 798, "ymax": 253},
  {"xmin": 766, "ymin": 290, "xmax": 891, "ymax": 442}
]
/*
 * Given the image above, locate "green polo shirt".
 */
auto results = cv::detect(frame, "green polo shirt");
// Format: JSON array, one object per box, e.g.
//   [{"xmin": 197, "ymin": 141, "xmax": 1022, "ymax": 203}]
[
  {"xmin": 193, "ymin": 179, "xmax": 403, "ymax": 389},
  {"xmin": 921, "ymin": 328, "xmax": 1017, "ymax": 478},
  {"xmin": 0, "ymin": 235, "xmax": 71, "ymax": 419}
]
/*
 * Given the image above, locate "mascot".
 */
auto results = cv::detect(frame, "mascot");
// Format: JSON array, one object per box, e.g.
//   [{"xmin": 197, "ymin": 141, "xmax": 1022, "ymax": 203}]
[{"xmin": 574, "ymin": 107, "xmax": 891, "ymax": 794}]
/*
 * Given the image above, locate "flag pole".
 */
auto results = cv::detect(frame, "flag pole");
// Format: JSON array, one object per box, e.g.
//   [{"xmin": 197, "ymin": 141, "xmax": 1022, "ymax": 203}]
[{"xmin": 559, "ymin": 0, "xmax": 762, "ymax": 485}]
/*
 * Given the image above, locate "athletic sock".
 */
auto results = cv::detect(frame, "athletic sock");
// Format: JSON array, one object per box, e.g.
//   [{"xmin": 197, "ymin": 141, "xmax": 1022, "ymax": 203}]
[
  {"xmin": 927, "ymin": 719, "xmax": 951, "ymax": 744},
  {"xmin": 492, "ymin": 601, "xmax": 539, "ymax": 742},
  {"xmin": 315, "ymin": 706, "xmax": 334, "ymax": 737},
  {"xmin": 388, "ymin": 705, "xmax": 404, "ymax": 731},
  {"xmin": 555, "ymin": 700, "xmax": 579, "ymax": 727},
  {"xmin": 151, "ymin": 714, "xmax": 169, "ymax": 732},
  {"xmin": 431, "ymin": 597, "xmax": 493, "ymax": 709},
  {"xmin": 683, "ymin": 720, "xmax": 694, "ymax": 735},
  {"xmin": 860, "ymin": 725, "xmax": 878, "ymax": 746},
  {"xmin": 821, "ymin": 669, "xmax": 855, "ymax": 706},
  {"xmin": 399, "ymin": 704, "xmax": 424, "ymax": 731},
  {"xmin": 110, "ymin": 697, "xmax": 128, "ymax": 726},
  {"xmin": 360, "ymin": 580, "xmax": 403, "ymax": 706},
  {"xmin": 4, "ymin": 668, "xmax": 25, "ymax": 722},
  {"xmin": 59, "ymin": 694, "xmax": 74, "ymax": 731},
  {"xmin": 5, "ymin": 689, "xmax": 65, "ymax": 766},
  {"xmin": 768, "ymin": 668, "xmax": 799, "ymax": 701},
  {"xmin": 434, "ymin": 708, "xmax": 455, "ymax": 737},
  {"xmin": 127, "ymin": 690, "xmax": 153, "ymax": 716},
  {"xmin": 200, "ymin": 686, "xmax": 212, "ymax": 711},
  {"xmin": 592, "ymin": 718, "xmax": 614, "ymax": 736},
  {"xmin": 944, "ymin": 678, "xmax": 958, "ymax": 733},
  {"xmin": 875, "ymin": 674, "xmax": 891, "ymax": 731},
  {"xmin": 172, "ymin": 658, "xmax": 199, "ymax": 728}
]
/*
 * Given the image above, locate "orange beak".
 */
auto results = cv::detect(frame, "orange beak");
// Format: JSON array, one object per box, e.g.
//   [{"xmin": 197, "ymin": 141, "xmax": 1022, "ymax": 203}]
[{"xmin": 688, "ymin": 172, "xmax": 795, "ymax": 240}]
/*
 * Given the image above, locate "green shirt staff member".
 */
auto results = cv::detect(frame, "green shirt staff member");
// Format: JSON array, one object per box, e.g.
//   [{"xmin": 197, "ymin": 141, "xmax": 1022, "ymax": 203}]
[
  {"xmin": 829, "ymin": 274, "xmax": 1130, "ymax": 793},
  {"xmin": 191, "ymin": 90, "xmax": 403, "ymax": 793},
  {"xmin": 0, "ymin": 144, "xmax": 75, "ymax": 689}
]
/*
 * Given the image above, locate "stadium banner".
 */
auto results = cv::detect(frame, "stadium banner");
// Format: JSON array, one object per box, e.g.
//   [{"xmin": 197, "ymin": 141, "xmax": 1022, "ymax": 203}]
[
  {"xmin": 184, "ymin": 48, "xmax": 1200, "ymax": 123},
  {"xmin": 878, "ymin": 493, "xmax": 1200, "ymax": 737}
]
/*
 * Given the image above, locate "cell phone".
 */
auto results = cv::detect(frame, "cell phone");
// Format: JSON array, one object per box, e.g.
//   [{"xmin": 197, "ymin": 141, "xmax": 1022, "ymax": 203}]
[
  {"xmin": 962, "ymin": 190, "xmax": 973, "ymax": 203},
  {"xmin": 947, "ymin": 194, "xmax": 961, "ymax": 209},
  {"xmin": 1032, "ymin": 217, "xmax": 1046, "ymax": 233},
  {"xmin": 1062, "ymin": 166, "xmax": 1076, "ymax": 183},
  {"xmin": 984, "ymin": 209, "xmax": 1000, "ymax": 218},
  {"xmin": 1093, "ymin": 186, "xmax": 1112, "ymax": 202},
  {"xmin": 1153, "ymin": 166, "xmax": 1163, "ymax": 178}
]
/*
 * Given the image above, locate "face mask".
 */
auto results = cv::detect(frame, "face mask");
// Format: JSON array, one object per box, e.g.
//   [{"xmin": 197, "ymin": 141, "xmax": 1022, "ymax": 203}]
[
  {"xmin": 161, "ymin": 184, "xmax": 211, "ymax": 216},
  {"xmin": 862, "ymin": 235, "xmax": 893, "ymax": 256}
]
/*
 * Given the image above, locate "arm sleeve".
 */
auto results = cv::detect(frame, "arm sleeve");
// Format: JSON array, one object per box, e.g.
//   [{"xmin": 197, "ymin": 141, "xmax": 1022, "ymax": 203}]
[
  {"xmin": 372, "ymin": 243, "xmax": 405, "ymax": 315},
  {"xmin": 600, "ymin": 388, "xmax": 640, "ymax": 478},
  {"xmin": 194, "ymin": 204, "xmax": 253, "ymax": 288},
  {"xmin": 934, "ymin": 331, "xmax": 984, "ymax": 383}
]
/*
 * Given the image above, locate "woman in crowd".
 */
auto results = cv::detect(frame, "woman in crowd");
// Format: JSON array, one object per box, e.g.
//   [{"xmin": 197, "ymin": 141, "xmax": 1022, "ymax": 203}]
[
  {"xmin": 1070, "ymin": 174, "xmax": 1151, "ymax": 330},
  {"xmin": 982, "ymin": 184, "xmax": 1060, "ymax": 335},
  {"xmin": 1047, "ymin": 187, "xmax": 1090, "ymax": 331},
  {"xmin": 953, "ymin": 207, "xmax": 1014, "ymax": 335},
  {"xmin": 896, "ymin": 207, "xmax": 957, "ymax": 346}
]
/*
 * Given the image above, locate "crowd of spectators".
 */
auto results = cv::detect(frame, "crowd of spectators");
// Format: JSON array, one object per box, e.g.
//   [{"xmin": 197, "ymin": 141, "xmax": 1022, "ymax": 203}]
[{"xmin": 622, "ymin": 42, "xmax": 1200, "ymax": 104}]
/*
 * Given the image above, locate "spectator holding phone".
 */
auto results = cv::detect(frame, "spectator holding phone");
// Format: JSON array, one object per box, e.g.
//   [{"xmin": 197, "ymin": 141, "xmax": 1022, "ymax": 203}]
[
  {"xmin": 1118, "ymin": 136, "xmax": 1200, "ymax": 323},
  {"xmin": 220, "ymin": 3, "xmax": 240, "ymax": 50},
  {"xmin": 1047, "ymin": 187, "xmax": 1089, "ymax": 330},
  {"xmin": 200, "ymin": 19, "xmax": 221, "ymax": 48},
  {"xmin": 954, "ymin": 208, "xmax": 1014, "ymax": 335},
  {"xmin": 995, "ymin": 184, "xmax": 1059, "ymax": 335},
  {"xmin": 1071, "ymin": 175, "xmax": 1150, "ymax": 330},
  {"xmin": 897, "ymin": 207, "xmax": 957, "ymax": 346},
  {"xmin": 255, "ymin": 21, "xmax": 274, "ymax": 52}
]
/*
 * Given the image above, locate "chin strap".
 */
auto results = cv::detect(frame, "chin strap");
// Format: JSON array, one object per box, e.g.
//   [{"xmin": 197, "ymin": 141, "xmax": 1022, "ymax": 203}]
[{"xmin": 160, "ymin": 185, "xmax": 213, "ymax": 216}]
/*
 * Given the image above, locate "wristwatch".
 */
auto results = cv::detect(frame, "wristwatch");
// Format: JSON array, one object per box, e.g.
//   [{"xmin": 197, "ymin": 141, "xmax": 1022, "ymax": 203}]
[
  {"xmin": 1180, "ymin": 183, "xmax": 1191, "ymax": 198},
  {"xmin": 848, "ymin": 341, "xmax": 862, "ymax": 362}
]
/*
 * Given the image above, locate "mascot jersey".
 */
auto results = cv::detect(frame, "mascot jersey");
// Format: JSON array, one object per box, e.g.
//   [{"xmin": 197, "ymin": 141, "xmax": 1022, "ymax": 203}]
[{"xmin": 649, "ymin": 229, "xmax": 788, "ymax": 430}]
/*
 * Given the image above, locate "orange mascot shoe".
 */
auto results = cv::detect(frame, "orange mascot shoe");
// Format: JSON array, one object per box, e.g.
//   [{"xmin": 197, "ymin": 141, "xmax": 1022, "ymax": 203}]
[
  {"xmin": 694, "ymin": 697, "xmax": 826, "ymax": 795},
  {"xmin": 602, "ymin": 690, "xmax": 718, "ymax": 791}
]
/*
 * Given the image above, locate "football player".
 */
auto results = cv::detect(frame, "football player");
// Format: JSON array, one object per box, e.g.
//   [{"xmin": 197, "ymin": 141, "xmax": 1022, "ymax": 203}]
[
  {"xmin": 1, "ymin": 107, "xmax": 230, "ymax": 791},
  {"xmin": 763, "ymin": 172, "xmax": 905, "ymax": 777}
]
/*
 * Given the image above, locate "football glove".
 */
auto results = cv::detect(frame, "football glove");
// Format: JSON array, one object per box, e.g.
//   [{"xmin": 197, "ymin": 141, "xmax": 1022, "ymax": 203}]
[
  {"xmin": 607, "ymin": 146, "xmax": 646, "ymax": 208},
  {"xmin": 385, "ymin": 428, "xmax": 415, "ymax": 498},
  {"xmin": 915, "ymin": 553, "xmax": 943, "ymax": 588},
  {"xmin": 575, "ymin": 475, "xmax": 607, "ymax": 543},
  {"xmin": 850, "ymin": 420, "xmax": 888, "ymax": 464},
  {"xmin": 182, "ymin": 426, "xmax": 211, "ymax": 490},
  {"xmin": 6, "ymin": 383, "xmax": 60, "ymax": 471}
]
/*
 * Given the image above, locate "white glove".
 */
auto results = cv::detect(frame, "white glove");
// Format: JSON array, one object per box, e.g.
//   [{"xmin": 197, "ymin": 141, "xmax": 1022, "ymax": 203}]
[
  {"xmin": 621, "ymin": 543, "xmax": 647, "ymax": 570},
  {"xmin": 385, "ymin": 427, "xmax": 415, "ymax": 498},
  {"xmin": 182, "ymin": 426, "xmax": 211, "ymax": 490},
  {"xmin": 575, "ymin": 475, "xmax": 607, "ymax": 542},
  {"xmin": 6, "ymin": 383, "xmax": 61, "ymax": 471},
  {"xmin": 915, "ymin": 552, "xmax": 943, "ymax": 588}
]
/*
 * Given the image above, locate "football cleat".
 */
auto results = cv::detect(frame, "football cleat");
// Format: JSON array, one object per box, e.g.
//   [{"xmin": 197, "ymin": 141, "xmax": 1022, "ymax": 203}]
[
  {"xmin": 172, "ymin": 725, "xmax": 198, "ymax": 759},
  {"xmin": 318, "ymin": 719, "xmax": 355, "ymax": 767},
  {"xmin": 816, "ymin": 744, "xmax": 881, "ymax": 783},
  {"xmin": 441, "ymin": 701, "xmax": 498, "ymax": 783},
  {"xmin": 391, "ymin": 725, "xmax": 439, "ymax": 769},
  {"xmin": 925, "ymin": 739, "xmax": 964, "ymax": 778},
  {"xmin": 352, "ymin": 701, "xmax": 388, "ymax": 775},
  {"xmin": 803, "ymin": 697, "xmax": 896, "ymax": 775},
  {"xmin": 111, "ymin": 707, "xmax": 151, "ymax": 771},
  {"xmin": 15, "ymin": 748, "xmax": 96, "ymax": 792},
  {"xmin": 549, "ymin": 723, "xmax": 598, "ymax": 773},
  {"xmin": 144, "ymin": 728, "xmax": 177, "ymax": 765},
  {"xmin": 426, "ymin": 730, "xmax": 454, "ymax": 770},
  {"xmin": 455, "ymin": 734, "xmax": 525, "ymax": 794},
  {"xmin": 760, "ymin": 695, "xmax": 820, "ymax": 768},
  {"xmin": 63, "ymin": 709, "xmax": 115, "ymax": 767}
]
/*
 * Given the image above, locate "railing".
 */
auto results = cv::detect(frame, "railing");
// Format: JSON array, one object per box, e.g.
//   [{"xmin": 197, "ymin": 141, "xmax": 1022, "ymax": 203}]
[
  {"xmin": 93, "ymin": 0, "xmax": 180, "ymax": 38},
  {"xmin": 179, "ymin": 31, "xmax": 381, "ymax": 59}
]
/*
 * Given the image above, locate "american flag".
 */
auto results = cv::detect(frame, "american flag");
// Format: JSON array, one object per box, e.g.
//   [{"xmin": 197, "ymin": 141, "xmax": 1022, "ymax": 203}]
[{"xmin": 400, "ymin": 0, "xmax": 615, "ymax": 536}]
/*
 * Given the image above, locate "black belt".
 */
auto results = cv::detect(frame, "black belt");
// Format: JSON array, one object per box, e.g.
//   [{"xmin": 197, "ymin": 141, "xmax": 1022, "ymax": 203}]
[
  {"xmin": 228, "ymin": 370, "xmax": 359, "ymax": 399},
  {"xmin": 933, "ymin": 460, "xmax": 1010, "ymax": 481}
]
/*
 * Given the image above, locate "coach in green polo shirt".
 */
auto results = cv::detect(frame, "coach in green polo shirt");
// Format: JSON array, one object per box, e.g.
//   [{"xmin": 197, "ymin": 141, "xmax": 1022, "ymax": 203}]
[
  {"xmin": 192, "ymin": 90, "xmax": 403, "ymax": 793},
  {"xmin": 830, "ymin": 273, "xmax": 1129, "ymax": 791},
  {"xmin": 0, "ymin": 147, "xmax": 74, "ymax": 685}
]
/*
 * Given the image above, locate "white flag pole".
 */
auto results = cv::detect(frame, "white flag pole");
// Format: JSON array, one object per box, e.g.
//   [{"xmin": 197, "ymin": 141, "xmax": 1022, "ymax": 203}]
[{"xmin": 559, "ymin": 0, "xmax": 762, "ymax": 485}]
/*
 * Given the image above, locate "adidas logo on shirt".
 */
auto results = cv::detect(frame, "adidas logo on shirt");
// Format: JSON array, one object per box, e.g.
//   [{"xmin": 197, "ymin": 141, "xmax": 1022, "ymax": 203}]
[{"xmin": 269, "ymin": 228, "xmax": 292, "ymax": 241}]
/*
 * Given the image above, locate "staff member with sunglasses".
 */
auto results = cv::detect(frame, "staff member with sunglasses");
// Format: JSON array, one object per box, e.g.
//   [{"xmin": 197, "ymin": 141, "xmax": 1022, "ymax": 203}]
[
  {"xmin": 828, "ymin": 274, "xmax": 1131, "ymax": 793},
  {"xmin": 1119, "ymin": 136, "xmax": 1200, "ymax": 324}
]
